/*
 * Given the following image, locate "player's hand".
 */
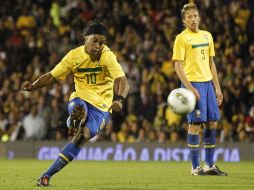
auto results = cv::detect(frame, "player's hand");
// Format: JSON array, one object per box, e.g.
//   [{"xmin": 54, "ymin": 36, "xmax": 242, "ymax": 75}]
[
  {"xmin": 21, "ymin": 81, "xmax": 34, "ymax": 91},
  {"xmin": 108, "ymin": 100, "xmax": 123, "ymax": 112},
  {"xmin": 215, "ymin": 88, "xmax": 223, "ymax": 106},
  {"xmin": 189, "ymin": 86, "xmax": 200, "ymax": 101}
]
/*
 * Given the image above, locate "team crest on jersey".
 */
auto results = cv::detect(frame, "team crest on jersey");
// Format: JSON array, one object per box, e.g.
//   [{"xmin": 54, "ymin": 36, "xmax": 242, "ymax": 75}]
[{"xmin": 203, "ymin": 34, "xmax": 208, "ymax": 40}]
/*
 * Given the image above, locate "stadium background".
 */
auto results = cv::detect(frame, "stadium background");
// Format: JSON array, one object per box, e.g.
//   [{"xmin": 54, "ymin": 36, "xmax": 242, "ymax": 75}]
[{"xmin": 0, "ymin": 0, "xmax": 253, "ymax": 146}]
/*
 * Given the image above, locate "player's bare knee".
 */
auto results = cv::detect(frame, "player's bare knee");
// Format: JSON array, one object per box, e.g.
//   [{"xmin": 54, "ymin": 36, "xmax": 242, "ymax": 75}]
[
  {"xmin": 83, "ymin": 127, "xmax": 91, "ymax": 141},
  {"xmin": 188, "ymin": 122, "xmax": 202, "ymax": 134},
  {"xmin": 71, "ymin": 128, "xmax": 85, "ymax": 146},
  {"xmin": 207, "ymin": 122, "xmax": 217, "ymax": 129}
]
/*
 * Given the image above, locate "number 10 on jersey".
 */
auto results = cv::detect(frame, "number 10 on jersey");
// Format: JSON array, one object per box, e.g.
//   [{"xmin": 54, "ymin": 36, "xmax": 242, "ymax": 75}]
[{"xmin": 86, "ymin": 73, "xmax": 96, "ymax": 84}]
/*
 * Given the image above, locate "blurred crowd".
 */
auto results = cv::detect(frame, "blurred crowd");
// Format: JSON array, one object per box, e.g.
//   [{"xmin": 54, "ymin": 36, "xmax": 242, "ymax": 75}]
[{"xmin": 0, "ymin": 0, "xmax": 253, "ymax": 143}]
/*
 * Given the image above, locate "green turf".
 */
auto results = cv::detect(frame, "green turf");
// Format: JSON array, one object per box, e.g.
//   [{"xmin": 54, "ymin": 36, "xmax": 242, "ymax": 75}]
[{"xmin": 0, "ymin": 159, "xmax": 254, "ymax": 190}]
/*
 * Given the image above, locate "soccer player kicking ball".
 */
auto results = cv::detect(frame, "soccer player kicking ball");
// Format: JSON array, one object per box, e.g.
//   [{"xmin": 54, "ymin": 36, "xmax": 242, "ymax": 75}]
[
  {"xmin": 22, "ymin": 21, "xmax": 129, "ymax": 186},
  {"xmin": 172, "ymin": 3, "xmax": 227, "ymax": 176}
]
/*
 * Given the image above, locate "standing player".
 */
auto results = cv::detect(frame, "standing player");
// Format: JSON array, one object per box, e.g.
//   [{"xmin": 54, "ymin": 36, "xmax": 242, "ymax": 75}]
[
  {"xmin": 172, "ymin": 3, "xmax": 227, "ymax": 176},
  {"xmin": 22, "ymin": 21, "xmax": 130, "ymax": 186}
]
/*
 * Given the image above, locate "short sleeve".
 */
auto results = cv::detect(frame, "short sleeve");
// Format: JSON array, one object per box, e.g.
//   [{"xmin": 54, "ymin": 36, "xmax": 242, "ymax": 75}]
[
  {"xmin": 105, "ymin": 51, "xmax": 125, "ymax": 79},
  {"xmin": 51, "ymin": 51, "xmax": 72, "ymax": 80},
  {"xmin": 209, "ymin": 33, "xmax": 215, "ymax": 57},
  {"xmin": 172, "ymin": 35, "xmax": 186, "ymax": 61}
]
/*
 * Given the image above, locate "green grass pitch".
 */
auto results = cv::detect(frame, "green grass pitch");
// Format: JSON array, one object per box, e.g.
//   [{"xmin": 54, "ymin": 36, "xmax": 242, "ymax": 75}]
[{"xmin": 0, "ymin": 159, "xmax": 254, "ymax": 190}]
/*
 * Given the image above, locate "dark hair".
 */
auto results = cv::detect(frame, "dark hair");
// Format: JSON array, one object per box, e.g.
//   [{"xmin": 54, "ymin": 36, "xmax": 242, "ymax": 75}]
[
  {"xmin": 83, "ymin": 21, "xmax": 109, "ymax": 38},
  {"xmin": 181, "ymin": 3, "xmax": 199, "ymax": 19}
]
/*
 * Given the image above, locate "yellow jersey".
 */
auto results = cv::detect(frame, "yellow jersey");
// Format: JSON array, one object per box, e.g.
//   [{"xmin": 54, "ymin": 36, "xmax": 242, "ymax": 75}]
[
  {"xmin": 173, "ymin": 28, "xmax": 215, "ymax": 82},
  {"xmin": 51, "ymin": 45, "xmax": 125, "ymax": 112}
]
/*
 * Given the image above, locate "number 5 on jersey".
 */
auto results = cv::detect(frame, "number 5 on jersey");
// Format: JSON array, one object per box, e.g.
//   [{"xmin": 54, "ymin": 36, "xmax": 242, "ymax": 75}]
[{"xmin": 201, "ymin": 49, "xmax": 206, "ymax": 60}]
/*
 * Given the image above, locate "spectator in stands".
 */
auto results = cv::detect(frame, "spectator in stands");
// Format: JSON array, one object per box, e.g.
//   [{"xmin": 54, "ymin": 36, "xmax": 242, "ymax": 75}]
[
  {"xmin": 0, "ymin": 0, "xmax": 253, "ymax": 143},
  {"xmin": 22, "ymin": 104, "xmax": 47, "ymax": 140}
]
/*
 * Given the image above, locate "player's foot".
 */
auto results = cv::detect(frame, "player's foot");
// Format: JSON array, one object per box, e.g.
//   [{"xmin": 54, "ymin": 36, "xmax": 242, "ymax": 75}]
[
  {"xmin": 191, "ymin": 166, "xmax": 206, "ymax": 176},
  {"xmin": 67, "ymin": 105, "xmax": 85, "ymax": 129},
  {"xmin": 203, "ymin": 165, "xmax": 228, "ymax": 176},
  {"xmin": 37, "ymin": 175, "xmax": 50, "ymax": 186}
]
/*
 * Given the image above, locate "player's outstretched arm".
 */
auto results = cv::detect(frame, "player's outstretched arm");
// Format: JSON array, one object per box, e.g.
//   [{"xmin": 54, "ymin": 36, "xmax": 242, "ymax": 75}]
[
  {"xmin": 21, "ymin": 72, "xmax": 55, "ymax": 91},
  {"xmin": 109, "ymin": 76, "xmax": 130, "ymax": 112}
]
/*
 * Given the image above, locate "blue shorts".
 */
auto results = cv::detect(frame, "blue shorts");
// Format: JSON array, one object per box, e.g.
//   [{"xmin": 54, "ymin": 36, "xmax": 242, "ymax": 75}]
[
  {"xmin": 68, "ymin": 98, "xmax": 110, "ymax": 138},
  {"xmin": 181, "ymin": 81, "xmax": 220, "ymax": 123}
]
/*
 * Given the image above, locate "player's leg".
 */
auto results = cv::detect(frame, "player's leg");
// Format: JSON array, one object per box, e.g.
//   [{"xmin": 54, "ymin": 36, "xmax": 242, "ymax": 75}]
[
  {"xmin": 203, "ymin": 121, "xmax": 216, "ymax": 169},
  {"xmin": 203, "ymin": 82, "xmax": 227, "ymax": 176},
  {"xmin": 72, "ymin": 102, "xmax": 110, "ymax": 145},
  {"xmin": 185, "ymin": 82, "xmax": 207, "ymax": 176},
  {"xmin": 203, "ymin": 122, "xmax": 227, "ymax": 176},
  {"xmin": 187, "ymin": 123, "xmax": 206, "ymax": 176},
  {"xmin": 82, "ymin": 102, "xmax": 110, "ymax": 141},
  {"xmin": 37, "ymin": 101, "xmax": 110, "ymax": 186},
  {"xmin": 67, "ymin": 98, "xmax": 88, "ymax": 134},
  {"xmin": 37, "ymin": 98, "xmax": 88, "ymax": 186},
  {"xmin": 72, "ymin": 127, "xmax": 90, "ymax": 145}
]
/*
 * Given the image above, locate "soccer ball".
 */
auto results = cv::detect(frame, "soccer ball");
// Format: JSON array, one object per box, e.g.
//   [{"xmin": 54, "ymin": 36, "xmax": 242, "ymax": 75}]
[{"xmin": 167, "ymin": 88, "xmax": 196, "ymax": 115}]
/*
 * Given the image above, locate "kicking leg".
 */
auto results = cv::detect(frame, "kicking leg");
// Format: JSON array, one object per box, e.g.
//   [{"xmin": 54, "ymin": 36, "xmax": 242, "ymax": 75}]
[{"xmin": 37, "ymin": 102, "xmax": 88, "ymax": 186}]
